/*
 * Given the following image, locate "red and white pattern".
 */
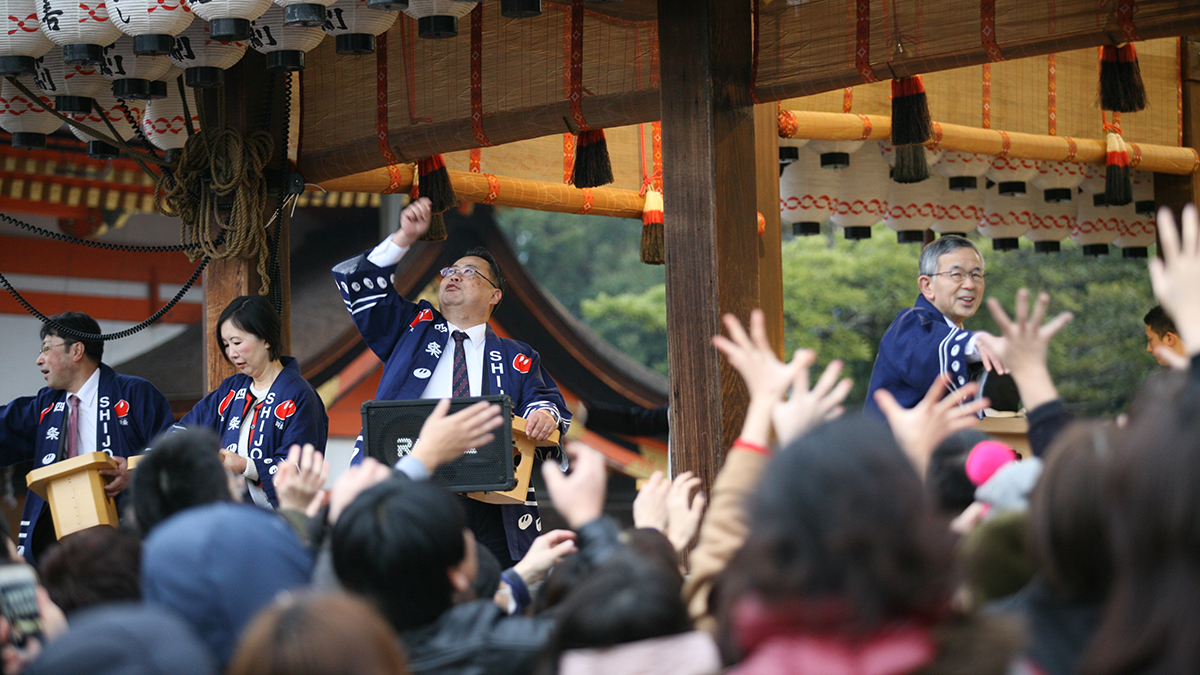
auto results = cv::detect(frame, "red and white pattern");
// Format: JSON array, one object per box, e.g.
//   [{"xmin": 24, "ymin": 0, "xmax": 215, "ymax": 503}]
[
  {"xmin": 829, "ymin": 141, "xmax": 888, "ymax": 231},
  {"xmin": 779, "ymin": 146, "xmax": 837, "ymax": 226},
  {"xmin": 0, "ymin": 0, "xmax": 53, "ymax": 61},
  {"xmin": 184, "ymin": 0, "xmax": 269, "ymax": 27},
  {"xmin": 108, "ymin": 0, "xmax": 193, "ymax": 41},
  {"xmin": 141, "ymin": 76, "xmax": 198, "ymax": 149},
  {"xmin": 38, "ymin": 0, "xmax": 122, "ymax": 48},
  {"xmin": 0, "ymin": 75, "xmax": 61, "ymax": 135},
  {"xmin": 978, "ymin": 182, "xmax": 1033, "ymax": 242},
  {"xmin": 1072, "ymin": 191, "xmax": 1119, "ymax": 248},
  {"xmin": 33, "ymin": 46, "xmax": 106, "ymax": 97},
  {"xmin": 69, "ymin": 89, "xmax": 144, "ymax": 143}
]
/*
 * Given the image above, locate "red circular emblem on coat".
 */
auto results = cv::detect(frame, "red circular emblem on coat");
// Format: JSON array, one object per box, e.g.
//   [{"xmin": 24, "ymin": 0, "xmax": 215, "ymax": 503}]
[
  {"xmin": 512, "ymin": 354, "xmax": 532, "ymax": 374},
  {"xmin": 114, "ymin": 400, "xmax": 130, "ymax": 417},
  {"xmin": 217, "ymin": 390, "xmax": 237, "ymax": 416},
  {"xmin": 275, "ymin": 400, "xmax": 297, "ymax": 420}
]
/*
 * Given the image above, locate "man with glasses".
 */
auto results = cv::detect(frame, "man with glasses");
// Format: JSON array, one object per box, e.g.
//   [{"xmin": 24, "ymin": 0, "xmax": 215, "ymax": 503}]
[
  {"xmin": 0, "ymin": 312, "xmax": 173, "ymax": 562},
  {"xmin": 332, "ymin": 198, "xmax": 570, "ymax": 568},
  {"xmin": 864, "ymin": 235, "xmax": 1006, "ymax": 418}
]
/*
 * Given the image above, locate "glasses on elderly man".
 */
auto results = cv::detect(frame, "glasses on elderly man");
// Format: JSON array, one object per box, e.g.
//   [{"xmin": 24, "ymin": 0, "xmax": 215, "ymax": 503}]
[
  {"xmin": 928, "ymin": 269, "xmax": 988, "ymax": 284},
  {"xmin": 440, "ymin": 266, "xmax": 499, "ymax": 289}
]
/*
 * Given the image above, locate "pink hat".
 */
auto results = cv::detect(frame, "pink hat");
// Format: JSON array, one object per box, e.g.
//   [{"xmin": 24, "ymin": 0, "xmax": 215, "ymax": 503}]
[{"xmin": 964, "ymin": 440, "xmax": 1018, "ymax": 486}]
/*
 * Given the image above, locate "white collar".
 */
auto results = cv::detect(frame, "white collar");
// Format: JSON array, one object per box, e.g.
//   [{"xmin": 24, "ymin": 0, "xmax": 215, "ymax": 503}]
[
  {"xmin": 71, "ymin": 367, "xmax": 101, "ymax": 405},
  {"xmin": 447, "ymin": 322, "xmax": 488, "ymax": 347}
]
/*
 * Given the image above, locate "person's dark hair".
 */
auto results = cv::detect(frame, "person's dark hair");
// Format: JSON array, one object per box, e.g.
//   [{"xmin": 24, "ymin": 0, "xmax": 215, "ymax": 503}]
[
  {"xmin": 227, "ymin": 593, "xmax": 410, "ymax": 675},
  {"xmin": 1026, "ymin": 421, "xmax": 1113, "ymax": 602},
  {"xmin": 716, "ymin": 417, "xmax": 954, "ymax": 644},
  {"xmin": 130, "ymin": 427, "xmax": 233, "ymax": 537},
  {"xmin": 535, "ymin": 558, "xmax": 690, "ymax": 675},
  {"xmin": 1143, "ymin": 305, "xmax": 1177, "ymax": 339},
  {"xmin": 927, "ymin": 429, "xmax": 991, "ymax": 515},
  {"xmin": 216, "ymin": 295, "xmax": 282, "ymax": 363},
  {"xmin": 332, "ymin": 477, "xmax": 467, "ymax": 633},
  {"xmin": 472, "ymin": 543, "xmax": 502, "ymax": 602},
  {"xmin": 918, "ymin": 235, "xmax": 981, "ymax": 277},
  {"xmin": 38, "ymin": 526, "xmax": 141, "ymax": 615},
  {"xmin": 40, "ymin": 312, "xmax": 103, "ymax": 365},
  {"xmin": 625, "ymin": 528, "xmax": 684, "ymax": 585},
  {"xmin": 463, "ymin": 247, "xmax": 505, "ymax": 298},
  {"xmin": 1082, "ymin": 383, "xmax": 1200, "ymax": 675}
]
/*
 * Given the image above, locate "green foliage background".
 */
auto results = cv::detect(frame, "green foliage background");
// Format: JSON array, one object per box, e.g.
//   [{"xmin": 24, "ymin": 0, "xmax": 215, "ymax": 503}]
[{"xmin": 496, "ymin": 206, "xmax": 1157, "ymax": 417}]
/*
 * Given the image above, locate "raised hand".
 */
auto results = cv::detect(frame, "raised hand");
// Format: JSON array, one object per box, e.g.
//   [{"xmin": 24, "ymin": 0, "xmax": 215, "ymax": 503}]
[
  {"xmin": 390, "ymin": 197, "xmax": 433, "ymax": 248},
  {"xmin": 512, "ymin": 529, "xmax": 577, "ymax": 584},
  {"xmin": 632, "ymin": 470, "xmax": 670, "ymax": 532},
  {"xmin": 1150, "ymin": 203, "xmax": 1200, "ymax": 356},
  {"xmin": 411, "ymin": 398, "xmax": 505, "ymax": 473},
  {"xmin": 976, "ymin": 289, "xmax": 1072, "ymax": 410},
  {"xmin": 874, "ymin": 376, "xmax": 989, "ymax": 476},
  {"xmin": 542, "ymin": 441, "xmax": 607, "ymax": 530},
  {"xmin": 274, "ymin": 443, "xmax": 329, "ymax": 514},
  {"xmin": 664, "ymin": 471, "xmax": 705, "ymax": 553}
]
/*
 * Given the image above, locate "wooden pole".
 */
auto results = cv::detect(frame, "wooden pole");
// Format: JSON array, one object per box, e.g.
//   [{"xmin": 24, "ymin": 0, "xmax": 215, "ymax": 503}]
[
  {"xmin": 1156, "ymin": 38, "xmax": 1200, "ymax": 231},
  {"xmin": 755, "ymin": 104, "xmax": 784, "ymax": 357},
  {"xmin": 658, "ymin": 0, "xmax": 756, "ymax": 489}
]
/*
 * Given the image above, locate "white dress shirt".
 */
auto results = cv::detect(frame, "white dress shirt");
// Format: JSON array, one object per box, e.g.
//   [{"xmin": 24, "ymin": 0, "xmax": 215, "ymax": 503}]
[{"xmin": 69, "ymin": 368, "xmax": 100, "ymax": 454}]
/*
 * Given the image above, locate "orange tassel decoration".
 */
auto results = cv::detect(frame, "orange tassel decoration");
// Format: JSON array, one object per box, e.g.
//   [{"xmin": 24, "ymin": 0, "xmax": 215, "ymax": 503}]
[{"xmin": 641, "ymin": 189, "xmax": 664, "ymax": 265}]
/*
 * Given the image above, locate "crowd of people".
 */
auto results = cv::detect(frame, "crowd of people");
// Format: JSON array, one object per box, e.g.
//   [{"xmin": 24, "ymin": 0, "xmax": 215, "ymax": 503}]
[{"xmin": 1, "ymin": 200, "xmax": 1199, "ymax": 675}]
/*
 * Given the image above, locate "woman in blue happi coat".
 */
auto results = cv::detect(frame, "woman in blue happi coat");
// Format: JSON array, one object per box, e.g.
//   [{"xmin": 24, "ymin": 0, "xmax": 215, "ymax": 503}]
[{"xmin": 177, "ymin": 296, "xmax": 328, "ymax": 508}]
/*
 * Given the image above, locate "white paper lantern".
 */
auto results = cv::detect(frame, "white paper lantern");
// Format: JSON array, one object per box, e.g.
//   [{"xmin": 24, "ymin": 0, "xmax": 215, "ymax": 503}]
[
  {"xmin": 930, "ymin": 175, "xmax": 982, "ymax": 236},
  {"xmin": 1131, "ymin": 169, "xmax": 1156, "ymax": 219},
  {"xmin": 249, "ymin": 4, "xmax": 323, "ymax": 70},
  {"xmin": 108, "ymin": 0, "xmax": 194, "ymax": 55},
  {"xmin": 986, "ymin": 155, "xmax": 1039, "ymax": 198},
  {"xmin": 33, "ymin": 47, "xmax": 107, "ymax": 114},
  {"xmin": 806, "ymin": 139, "xmax": 863, "ymax": 170},
  {"xmin": 1024, "ymin": 194, "xmax": 1074, "ymax": 253},
  {"xmin": 403, "ymin": 0, "xmax": 475, "ymax": 39},
  {"xmin": 272, "ymin": 0, "xmax": 335, "ymax": 27},
  {"xmin": 168, "ymin": 19, "xmax": 247, "ymax": 87},
  {"xmin": 1115, "ymin": 172, "xmax": 1156, "ymax": 258},
  {"xmin": 99, "ymin": 36, "xmax": 169, "ymax": 98},
  {"xmin": 38, "ymin": 0, "xmax": 122, "ymax": 64},
  {"xmin": 148, "ymin": 62, "xmax": 181, "ymax": 98},
  {"xmin": 884, "ymin": 174, "xmax": 938, "ymax": 244},
  {"xmin": 1078, "ymin": 161, "xmax": 1106, "ymax": 195},
  {"xmin": 0, "ymin": 0, "xmax": 54, "ymax": 75},
  {"xmin": 1030, "ymin": 160, "xmax": 1085, "ymax": 204},
  {"xmin": 829, "ymin": 141, "xmax": 888, "ymax": 239},
  {"xmin": 1072, "ymin": 191, "xmax": 1119, "ymax": 256},
  {"xmin": 184, "ymin": 0, "xmax": 270, "ymax": 41},
  {"xmin": 934, "ymin": 151, "xmax": 990, "ymax": 192},
  {"xmin": 142, "ymin": 77, "xmax": 198, "ymax": 153},
  {"xmin": 321, "ymin": 0, "xmax": 396, "ymax": 54},
  {"xmin": 69, "ymin": 89, "xmax": 144, "ymax": 157},
  {"xmin": 778, "ymin": 136, "xmax": 808, "ymax": 176},
  {"xmin": 0, "ymin": 75, "xmax": 61, "ymax": 147},
  {"xmin": 779, "ymin": 146, "xmax": 836, "ymax": 236},
  {"xmin": 978, "ymin": 182, "xmax": 1032, "ymax": 250}
]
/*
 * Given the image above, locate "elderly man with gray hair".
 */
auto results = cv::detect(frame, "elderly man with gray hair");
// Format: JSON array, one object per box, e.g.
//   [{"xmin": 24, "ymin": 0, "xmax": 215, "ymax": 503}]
[{"xmin": 864, "ymin": 236, "xmax": 1006, "ymax": 418}]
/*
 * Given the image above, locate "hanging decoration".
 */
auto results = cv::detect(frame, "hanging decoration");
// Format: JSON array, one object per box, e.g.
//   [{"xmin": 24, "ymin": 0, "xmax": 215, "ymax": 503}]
[
  {"xmin": 779, "ymin": 145, "xmax": 837, "ymax": 236},
  {"xmin": 108, "ymin": 0, "xmax": 194, "ymax": 55},
  {"xmin": 1029, "ymin": 159, "xmax": 1085, "ymax": 203},
  {"xmin": 829, "ymin": 141, "xmax": 888, "ymax": 240},
  {"xmin": 69, "ymin": 89, "xmax": 145, "ymax": 157},
  {"xmin": 0, "ymin": 75, "xmax": 61, "ymax": 147},
  {"xmin": 1114, "ymin": 171, "xmax": 1156, "ymax": 258},
  {"xmin": 978, "ymin": 182, "xmax": 1033, "ymax": 250},
  {"xmin": 566, "ymin": 0, "xmax": 611, "ymax": 188},
  {"xmin": 1103, "ymin": 125, "xmax": 1132, "ymax": 206},
  {"xmin": 933, "ymin": 151, "xmax": 990, "ymax": 192},
  {"xmin": 415, "ymin": 154, "xmax": 455, "ymax": 241},
  {"xmin": 248, "ymin": 4, "xmax": 325, "ymax": 71},
  {"xmin": 1024, "ymin": 194, "xmax": 1073, "ymax": 253},
  {"xmin": 33, "ymin": 47, "xmax": 107, "ymax": 114},
  {"xmin": 889, "ymin": 75, "xmax": 933, "ymax": 183},
  {"xmin": 403, "ymin": 0, "xmax": 476, "ymax": 39},
  {"xmin": 167, "ymin": 19, "xmax": 248, "ymax": 88},
  {"xmin": 38, "ymin": 0, "xmax": 122, "ymax": 65},
  {"xmin": 884, "ymin": 172, "xmax": 938, "ymax": 243},
  {"xmin": 185, "ymin": 0, "xmax": 271, "ymax": 42},
  {"xmin": 985, "ymin": 154, "xmax": 1039, "ymax": 197},
  {"xmin": 322, "ymin": 0, "xmax": 397, "ymax": 55},
  {"xmin": 930, "ymin": 176, "xmax": 982, "ymax": 236},
  {"xmin": 100, "ymin": 37, "xmax": 170, "ymax": 99},
  {"xmin": 879, "ymin": 141, "xmax": 941, "ymax": 185},
  {"xmin": 0, "ymin": 0, "xmax": 54, "ymax": 75},
  {"xmin": 1072, "ymin": 191, "xmax": 1118, "ymax": 256},
  {"xmin": 641, "ymin": 188, "xmax": 663, "ymax": 264},
  {"xmin": 141, "ymin": 77, "xmax": 199, "ymax": 155},
  {"xmin": 1098, "ymin": 43, "xmax": 1146, "ymax": 113}
]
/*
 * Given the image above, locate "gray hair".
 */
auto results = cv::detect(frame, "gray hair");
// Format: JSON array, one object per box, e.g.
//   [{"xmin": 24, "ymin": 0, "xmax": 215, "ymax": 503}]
[{"xmin": 919, "ymin": 236, "xmax": 982, "ymax": 276}]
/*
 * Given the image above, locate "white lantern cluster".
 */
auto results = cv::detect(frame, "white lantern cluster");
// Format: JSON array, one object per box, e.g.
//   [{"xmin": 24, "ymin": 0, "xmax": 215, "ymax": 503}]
[
  {"xmin": 108, "ymin": 0, "xmax": 194, "ymax": 55},
  {"xmin": 142, "ymin": 77, "xmax": 199, "ymax": 156},
  {"xmin": 934, "ymin": 151, "xmax": 990, "ymax": 192},
  {"xmin": 0, "ymin": 75, "xmax": 61, "ymax": 147},
  {"xmin": 807, "ymin": 139, "xmax": 863, "ymax": 170},
  {"xmin": 986, "ymin": 155, "xmax": 1039, "ymax": 197},
  {"xmin": 187, "ymin": 0, "xmax": 271, "ymax": 42},
  {"xmin": 404, "ymin": 0, "xmax": 476, "ymax": 39},
  {"xmin": 1072, "ymin": 191, "xmax": 1118, "ymax": 256},
  {"xmin": 275, "ymin": 0, "xmax": 336, "ymax": 27},
  {"xmin": 249, "ymin": 4, "xmax": 324, "ymax": 70},
  {"xmin": 884, "ymin": 175, "xmax": 939, "ymax": 243},
  {"xmin": 38, "ymin": 0, "xmax": 122, "ymax": 64},
  {"xmin": 1030, "ymin": 160, "xmax": 1085, "ymax": 204},
  {"xmin": 1114, "ymin": 171, "xmax": 1156, "ymax": 258},
  {"xmin": 829, "ymin": 141, "xmax": 888, "ymax": 239},
  {"xmin": 1025, "ymin": 195, "xmax": 1074, "ymax": 253},
  {"xmin": 33, "ymin": 47, "xmax": 107, "ymax": 114},
  {"xmin": 930, "ymin": 176, "xmax": 982, "ymax": 236},
  {"xmin": 0, "ymin": 0, "xmax": 54, "ymax": 75},
  {"xmin": 149, "ymin": 63, "xmax": 182, "ymax": 98},
  {"xmin": 778, "ymin": 137, "xmax": 808, "ymax": 177},
  {"xmin": 322, "ymin": 0, "xmax": 396, "ymax": 54},
  {"xmin": 168, "ymin": 19, "xmax": 247, "ymax": 87},
  {"xmin": 101, "ymin": 37, "xmax": 170, "ymax": 98},
  {"xmin": 69, "ymin": 89, "xmax": 145, "ymax": 157},
  {"xmin": 779, "ymin": 145, "xmax": 836, "ymax": 236},
  {"xmin": 978, "ymin": 181, "xmax": 1033, "ymax": 250}
]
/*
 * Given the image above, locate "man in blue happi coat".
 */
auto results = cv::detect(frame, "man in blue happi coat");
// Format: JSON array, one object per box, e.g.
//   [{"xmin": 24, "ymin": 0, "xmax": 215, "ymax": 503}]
[
  {"xmin": 0, "ymin": 313, "xmax": 174, "ymax": 562},
  {"xmin": 865, "ymin": 236, "xmax": 1006, "ymax": 418},
  {"xmin": 333, "ymin": 198, "xmax": 570, "ymax": 569}
]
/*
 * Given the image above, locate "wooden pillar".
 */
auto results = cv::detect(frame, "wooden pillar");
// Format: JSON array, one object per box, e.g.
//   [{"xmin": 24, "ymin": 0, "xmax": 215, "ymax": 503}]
[
  {"xmin": 658, "ymin": 0, "xmax": 757, "ymax": 488},
  {"xmin": 755, "ymin": 104, "xmax": 785, "ymax": 356},
  {"xmin": 203, "ymin": 52, "xmax": 292, "ymax": 390},
  {"xmin": 1155, "ymin": 37, "xmax": 1200, "ymax": 236}
]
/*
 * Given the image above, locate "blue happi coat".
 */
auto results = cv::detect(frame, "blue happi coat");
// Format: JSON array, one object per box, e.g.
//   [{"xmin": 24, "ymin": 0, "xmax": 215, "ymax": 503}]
[
  {"xmin": 332, "ymin": 251, "xmax": 570, "ymax": 560},
  {"xmin": 176, "ymin": 357, "xmax": 328, "ymax": 507},
  {"xmin": 0, "ymin": 364, "xmax": 173, "ymax": 562},
  {"xmin": 864, "ymin": 294, "xmax": 975, "ymax": 419}
]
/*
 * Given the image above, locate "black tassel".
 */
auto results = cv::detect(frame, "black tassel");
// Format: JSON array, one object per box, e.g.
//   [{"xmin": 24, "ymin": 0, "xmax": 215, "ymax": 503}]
[
  {"xmin": 890, "ymin": 76, "xmax": 932, "ymax": 146},
  {"xmin": 416, "ymin": 154, "xmax": 458, "ymax": 213},
  {"xmin": 421, "ymin": 212, "xmax": 448, "ymax": 242},
  {"xmin": 892, "ymin": 144, "xmax": 930, "ymax": 184},
  {"xmin": 1104, "ymin": 131, "xmax": 1132, "ymax": 206},
  {"xmin": 571, "ymin": 129, "xmax": 614, "ymax": 188}
]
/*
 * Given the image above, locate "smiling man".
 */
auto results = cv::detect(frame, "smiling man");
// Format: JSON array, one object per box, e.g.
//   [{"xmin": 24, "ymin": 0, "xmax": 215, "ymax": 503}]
[
  {"xmin": 332, "ymin": 198, "xmax": 570, "ymax": 569},
  {"xmin": 0, "ymin": 312, "xmax": 173, "ymax": 562},
  {"xmin": 865, "ymin": 236, "xmax": 1004, "ymax": 418}
]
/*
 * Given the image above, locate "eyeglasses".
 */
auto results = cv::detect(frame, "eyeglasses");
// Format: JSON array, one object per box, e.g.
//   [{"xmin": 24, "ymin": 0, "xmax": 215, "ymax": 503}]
[
  {"xmin": 38, "ymin": 340, "xmax": 73, "ymax": 357},
  {"xmin": 929, "ymin": 270, "xmax": 988, "ymax": 284},
  {"xmin": 440, "ymin": 266, "xmax": 499, "ymax": 289}
]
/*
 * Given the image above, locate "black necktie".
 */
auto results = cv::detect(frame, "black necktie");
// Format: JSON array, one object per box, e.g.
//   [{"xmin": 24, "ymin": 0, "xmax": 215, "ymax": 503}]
[{"xmin": 452, "ymin": 331, "xmax": 470, "ymax": 398}]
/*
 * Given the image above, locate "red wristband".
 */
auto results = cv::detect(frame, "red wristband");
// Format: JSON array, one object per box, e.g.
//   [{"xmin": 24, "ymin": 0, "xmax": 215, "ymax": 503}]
[{"xmin": 732, "ymin": 438, "xmax": 770, "ymax": 455}]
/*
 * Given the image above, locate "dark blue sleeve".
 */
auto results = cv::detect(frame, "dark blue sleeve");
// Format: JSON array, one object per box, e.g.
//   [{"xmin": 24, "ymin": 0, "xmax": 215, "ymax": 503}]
[
  {"xmin": 176, "ymin": 388, "xmax": 223, "ymax": 433},
  {"xmin": 252, "ymin": 387, "xmax": 328, "ymax": 505},
  {"xmin": 516, "ymin": 349, "xmax": 571, "ymax": 436},
  {"xmin": 0, "ymin": 395, "xmax": 43, "ymax": 466},
  {"xmin": 332, "ymin": 253, "xmax": 419, "ymax": 363},
  {"xmin": 133, "ymin": 382, "xmax": 175, "ymax": 452}
]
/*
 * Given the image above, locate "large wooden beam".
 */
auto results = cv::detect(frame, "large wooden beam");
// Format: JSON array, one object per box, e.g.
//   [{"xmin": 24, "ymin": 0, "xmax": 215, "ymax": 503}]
[
  {"xmin": 755, "ymin": 104, "xmax": 784, "ymax": 356},
  {"xmin": 658, "ymin": 0, "xmax": 757, "ymax": 488},
  {"xmin": 1156, "ymin": 38, "xmax": 1200, "ymax": 223},
  {"xmin": 203, "ymin": 53, "xmax": 292, "ymax": 391}
]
